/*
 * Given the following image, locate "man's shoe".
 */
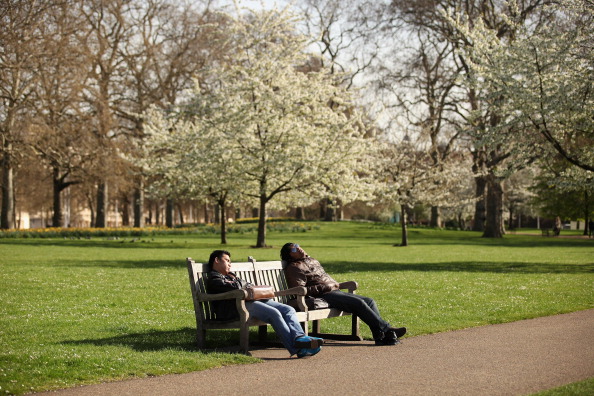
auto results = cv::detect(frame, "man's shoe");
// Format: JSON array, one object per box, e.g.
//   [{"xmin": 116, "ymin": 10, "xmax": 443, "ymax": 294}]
[
  {"xmin": 294, "ymin": 336, "xmax": 324, "ymax": 349},
  {"xmin": 296, "ymin": 346, "xmax": 321, "ymax": 358},
  {"xmin": 383, "ymin": 330, "xmax": 397, "ymax": 343},
  {"xmin": 375, "ymin": 336, "xmax": 400, "ymax": 346},
  {"xmin": 388, "ymin": 327, "xmax": 407, "ymax": 338},
  {"xmin": 375, "ymin": 328, "xmax": 405, "ymax": 346}
]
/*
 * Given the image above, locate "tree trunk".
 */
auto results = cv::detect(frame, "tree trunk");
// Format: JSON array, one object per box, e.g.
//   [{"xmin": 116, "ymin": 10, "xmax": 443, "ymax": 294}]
[
  {"xmin": 430, "ymin": 206, "xmax": 441, "ymax": 228},
  {"xmin": 166, "ymin": 199, "xmax": 174, "ymax": 227},
  {"xmin": 295, "ymin": 207, "xmax": 304, "ymax": 220},
  {"xmin": 177, "ymin": 203, "xmax": 184, "ymax": 225},
  {"xmin": 584, "ymin": 189, "xmax": 590, "ymax": 236},
  {"xmin": 86, "ymin": 194, "xmax": 95, "ymax": 228},
  {"xmin": 220, "ymin": 202, "xmax": 227, "ymax": 244},
  {"xmin": 95, "ymin": 182, "xmax": 108, "ymax": 228},
  {"xmin": 319, "ymin": 199, "xmax": 326, "ymax": 219},
  {"xmin": 256, "ymin": 194, "xmax": 267, "ymax": 247},
  {"xmin": 52, "ymin": 167, "xmax": 80, "ymax": 228},
  {"xmin": 324, "ymin": 198, "xmax": 335, "ymax": 221},
  {"xmin": 147, "ymin": 202, "xmax": 153, "ymax": 225},
  {"xmin": 1, "ymin": 151, "xmax": 15, "ymax": 229},
  {"xmin": 472, "ymin": 175, "xmax": 487, "ymax": 232},
  {"xmin": 400, "ymin": 204, "xmax": 409, "ymax": 247},
  {"xmin": 121, "ymin": 195, "xmax": 130, "ymax": 226},
  {"xmin": 133, "ymin": 181, "xmax": 144, "ymax": 228},
  {"xmin": 483, "ymin": 174, "xmax": 504, "ymax": 238},
  {"xmin": 508, "ymin": 204, "xmax": 514, "ymax": 230},
  {"xmin": 52, "ymin": 168, "xmax": 64, "ymax": 228},
  {"xmin": 214, "ymin": 204, "xmax": 220, "ymax": 224}
]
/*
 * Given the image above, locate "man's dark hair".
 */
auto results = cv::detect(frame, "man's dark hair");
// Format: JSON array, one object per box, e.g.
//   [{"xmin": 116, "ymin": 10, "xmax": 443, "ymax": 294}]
[
  {"xmin": 280, "ymin": 243, "xmax": 294, "ymax": 262},
  {"xmin": 208, "ymin": 250, "xmax": 231, "ymax": 270}
]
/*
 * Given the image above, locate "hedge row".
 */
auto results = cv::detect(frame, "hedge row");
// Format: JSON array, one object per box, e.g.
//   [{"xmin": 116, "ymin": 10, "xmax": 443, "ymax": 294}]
[{"xmin": 0, "ymin": 222, "xmax": 317, "ymax": 239}]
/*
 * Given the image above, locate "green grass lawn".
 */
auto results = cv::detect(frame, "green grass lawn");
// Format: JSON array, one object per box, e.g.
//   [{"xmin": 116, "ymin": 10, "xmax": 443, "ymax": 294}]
[{"xmin": 1, "ymin": 222, "xmax": 593, "ymax": 394}]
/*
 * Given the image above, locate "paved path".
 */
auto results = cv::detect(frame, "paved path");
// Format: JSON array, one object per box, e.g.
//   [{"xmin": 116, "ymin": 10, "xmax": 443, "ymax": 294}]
[{"xmin": 43, "ymin": 309, "xmax": 594, "ymax": 396}]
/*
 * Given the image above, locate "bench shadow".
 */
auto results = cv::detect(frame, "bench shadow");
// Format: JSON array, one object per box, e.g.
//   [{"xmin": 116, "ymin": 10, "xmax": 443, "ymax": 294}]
[
  {"xmin": 62, "ymin": 328, "xmax": 199, "ymax": 352},
  {"xmin": 61, "ymin": 327, "xmax": 281, "ymax": 354}
]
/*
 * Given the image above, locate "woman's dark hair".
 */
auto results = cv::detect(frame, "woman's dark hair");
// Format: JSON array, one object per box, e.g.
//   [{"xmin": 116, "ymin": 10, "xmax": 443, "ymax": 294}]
[
  {"xmin": 208, "ymin": 249, "xmax": 231, "ymax": 270},
  {"xmin": 280, "ymin": 243, "xmax": 294, "ymax": 262}
]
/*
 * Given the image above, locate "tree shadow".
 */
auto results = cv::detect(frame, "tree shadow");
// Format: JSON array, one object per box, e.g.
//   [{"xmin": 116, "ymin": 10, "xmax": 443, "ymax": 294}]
[
  {"xmin": 324, "ymin": 261, "xmax": 594, "ymax": 275},
  {"xmin": 384, "ymin": 235, "xmax": 594, "ymax": 248},
  {"xmin": 0, "ymin": 238, "xmax": 216, "ymax": 250},
  {"xmin": 59, "ymin": 258, "xmax": 185, "ymax": 269}
]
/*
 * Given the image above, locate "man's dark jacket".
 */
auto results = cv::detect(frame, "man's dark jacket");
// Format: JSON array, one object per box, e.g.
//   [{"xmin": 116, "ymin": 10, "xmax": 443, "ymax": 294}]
[
  {"xmin": 284, "ymin": 256, "xmax": 338, "ymax": 297},
  {"xmin": 206, "ymin": 270, "xmax": 252, "ymax": 320}
]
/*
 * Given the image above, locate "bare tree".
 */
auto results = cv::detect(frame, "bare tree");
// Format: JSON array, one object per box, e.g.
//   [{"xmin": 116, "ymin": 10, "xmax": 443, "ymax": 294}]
[
  {"xmin": 118, "ymin": 0, "xmax": 228, "ymax": 228},
  {"xmin": 297, "ymin": 0, "xmax": 380, "ymax": 221},
  {"xmin": 0, "ymin": 1, "xmax": 56, "ymax": 229},
  {"xmin": 74, "ymin": 0, "xmax": 135, "ymax": 227},
  {"xmin": 374, "ymin": 26, "xmax": 464, "ymax": 227},
  {"xmin": 24, "ymin": 2, "xmax": 96, "ymax": 227}
]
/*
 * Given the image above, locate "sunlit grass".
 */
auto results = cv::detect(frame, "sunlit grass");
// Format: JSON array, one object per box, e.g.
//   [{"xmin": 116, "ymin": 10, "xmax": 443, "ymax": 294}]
[
  {"xmin": 1, "ymin": 222, "xmax": 592, "ymax": 394},
  {"xmin": 531, "ymin": 377, "xmax": 594, "ymax": 395}
]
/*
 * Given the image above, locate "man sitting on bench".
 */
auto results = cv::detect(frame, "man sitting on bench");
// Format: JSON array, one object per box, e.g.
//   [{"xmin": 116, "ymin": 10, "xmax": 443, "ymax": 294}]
[
  {"xmin": 206, "ymin": 249, "xmax": 324, "ymax": 358},
  {"xmin": 281, "ymin": 243, "xmax": 407, "ymax": 346}
]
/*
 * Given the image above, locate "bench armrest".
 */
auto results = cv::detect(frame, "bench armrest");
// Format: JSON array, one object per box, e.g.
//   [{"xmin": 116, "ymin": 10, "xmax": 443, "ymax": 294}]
[
  {"xmin": 274, "ymin": 286, "xmax": 307, "ymax": 297},
  {"xmin": 196, "ymin": 289, "xmax": 247, "ymax": 302},
  {"xmin": 338, "ymin": 281, "xmax": 358, "ymax": 293}
]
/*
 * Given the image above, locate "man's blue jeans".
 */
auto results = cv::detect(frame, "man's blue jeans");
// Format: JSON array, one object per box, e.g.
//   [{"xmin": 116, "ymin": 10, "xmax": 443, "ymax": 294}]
[
  {"xmin": 321, "ymin": 290, "xmax": 391, "ymax": 340},
  {"xmin": 246, "ymin": 299, "xmax": 305, "ymax": 355}
]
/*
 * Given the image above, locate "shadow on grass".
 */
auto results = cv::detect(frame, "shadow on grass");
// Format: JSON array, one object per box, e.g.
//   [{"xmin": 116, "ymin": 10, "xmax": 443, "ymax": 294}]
[
  {"xmin": 50, "ymin": 257, "xmax": 594, "ymax": 273},
  {"xmin": 381, "ymin": 235, "xmax": 594, "ymax": 248},
  {"xmin": 59, "ymin": 259, "xmax": 185, "ymax": 269},
  {"xmin": 62, "ymin": 327, "xmax": 259, "ymax": 353},
  {"xmin": 324, "ymin": 261, "xmax": 594, "ymax": 275}
]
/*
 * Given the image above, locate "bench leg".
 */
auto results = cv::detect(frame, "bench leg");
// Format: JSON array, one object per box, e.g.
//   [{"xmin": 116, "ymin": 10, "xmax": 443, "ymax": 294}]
[
  {"xmin": 351, "ymin": 315, "xmax": 361, "ymax": 340},
  {"xmin": 196, "ymin": 324, "xmax": 206, "ymax": 349},
  {"xmin": 312, "ymin": 320, "xmax": 321, "ymax": 334},
  {"xmin": 258, "ymin": 325, "xmax": 267, "ymax": 342},
  {"xmin": 301, "ymin": 321, "xmax": 309, "ymax": 336},
  {"xmin": 239, "ymin": 323, "xmax": 250, "ymax": 354}
]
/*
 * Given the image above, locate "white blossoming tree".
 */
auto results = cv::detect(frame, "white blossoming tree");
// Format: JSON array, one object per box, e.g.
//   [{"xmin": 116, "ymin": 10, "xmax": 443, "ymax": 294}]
[
  {"xmin": 141, "ymin": 106, "xmax": 243, "ymax": 244},
  {"xmin": 376, "ymin": 136, "xmax": 473, "ymax": 246},
  {"xmin": 447, "ymin": 0, "xmax": 594, "ymax": 173},
  {"xmin": 143, "ymin": 8, "xmax": 376, "ymax": 247}
]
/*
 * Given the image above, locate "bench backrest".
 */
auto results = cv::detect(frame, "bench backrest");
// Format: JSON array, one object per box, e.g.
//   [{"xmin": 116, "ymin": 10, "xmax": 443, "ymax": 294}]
[
  {"xmin": 187, "ymin": 257, "xmax": 294, "ymax": 321},
  {"xmin": 252, "ymin": 260, "xmax": 293, "ymax": 304}
]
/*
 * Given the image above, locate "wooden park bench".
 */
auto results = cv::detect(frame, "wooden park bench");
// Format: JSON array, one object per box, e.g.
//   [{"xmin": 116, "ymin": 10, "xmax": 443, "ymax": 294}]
[{"xmin": 186, "ymin": 256, "xmax": 361, "ymax": 354}]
